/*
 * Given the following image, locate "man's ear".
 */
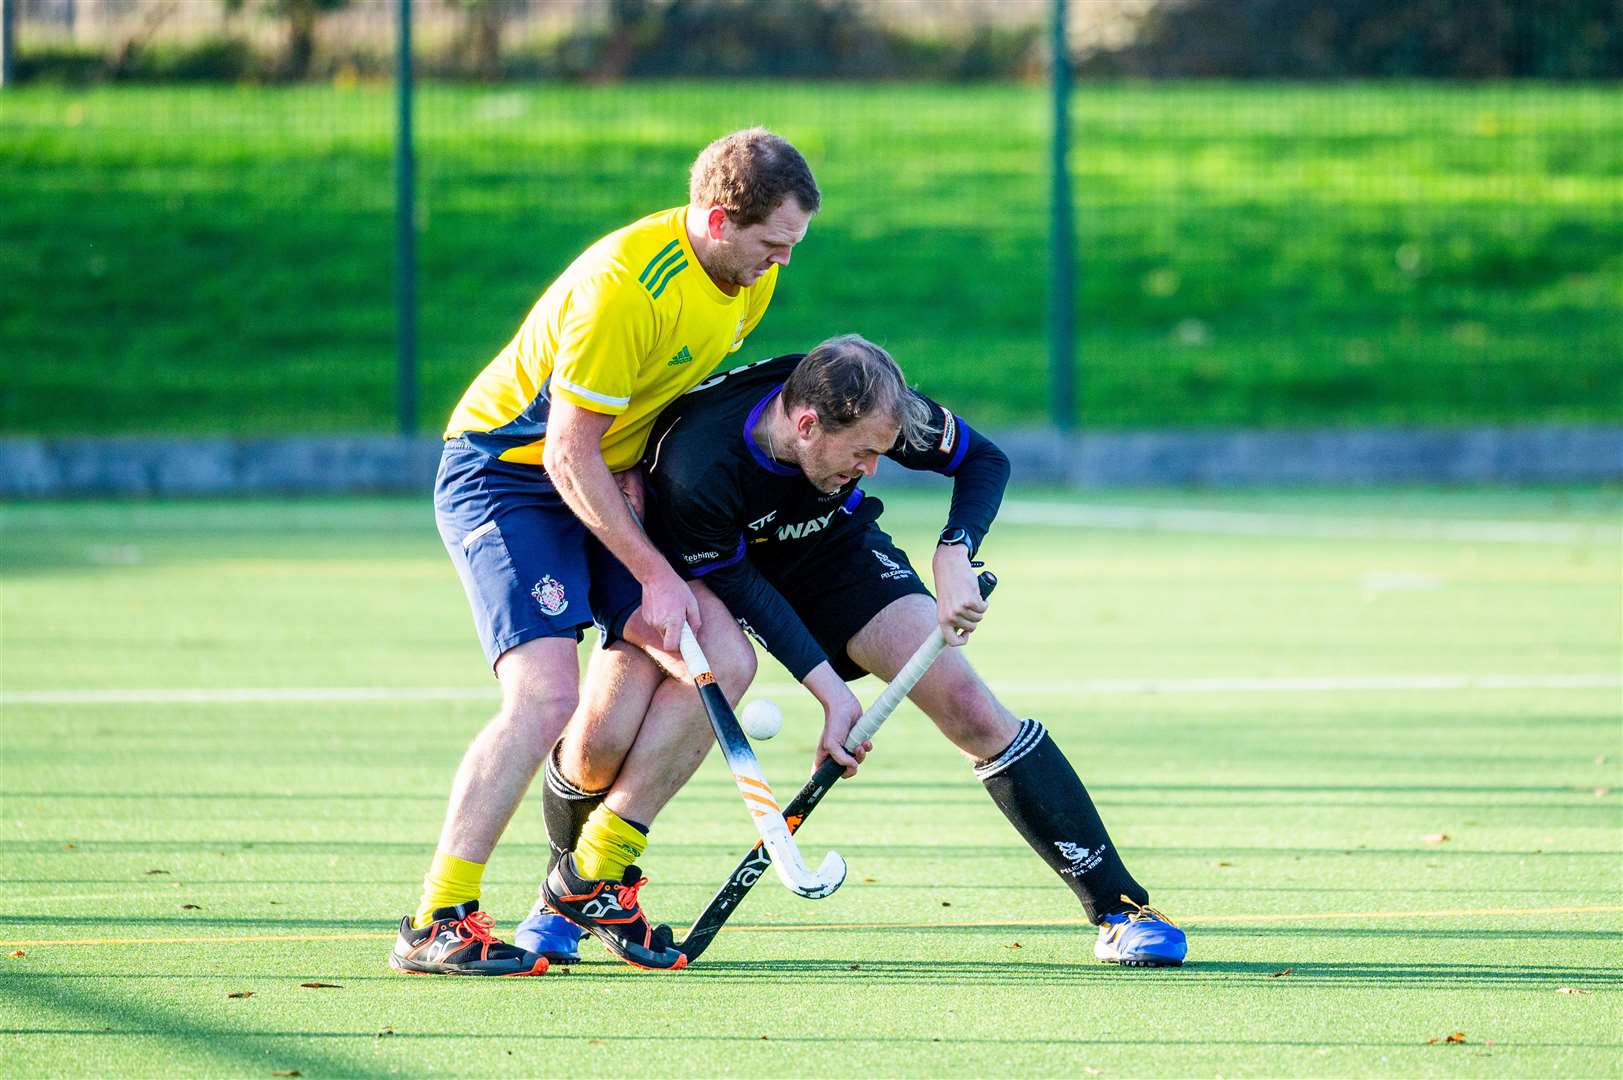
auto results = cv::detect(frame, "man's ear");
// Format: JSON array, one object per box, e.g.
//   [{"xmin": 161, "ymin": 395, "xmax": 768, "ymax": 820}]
[
  {"xmin": 793, "ymin": 408, "xmax": 819, "ymax": 440},
  {"xmin": 706, "ymin": 205, "xmax": 729, "ymax": 241}
]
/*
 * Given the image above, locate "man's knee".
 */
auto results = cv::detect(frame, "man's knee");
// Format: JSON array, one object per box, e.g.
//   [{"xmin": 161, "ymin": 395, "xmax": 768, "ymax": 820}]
[
  {"xmin": 927, "ymin": 668, "xmax": 1016, "ymax": 757},
  {"xmin": 710, "ymin": 629, "xmax": 758, "ymax": 705},
  {"xmin": 490, "ymin": 690, "xmax": 577, "ymax": 754}
]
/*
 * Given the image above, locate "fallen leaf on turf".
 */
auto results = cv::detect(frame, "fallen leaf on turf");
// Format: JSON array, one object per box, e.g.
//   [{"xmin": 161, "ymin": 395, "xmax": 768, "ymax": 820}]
[
  {"xmin": 63, "ymin": 844, "xmax": 76, "ymax": 850},
  {"xmin": 941, "ymin": 901, "xmax": 951, "ymax": 907},
  {"xmin": 586, "ymin": 1039, "xmax": 602, "ymax": 1046},
  {"xmin": 848, "ymin": 963, "xmax": 861, "ymax": 970},
  {"xmin": 227, "ymin": 991, "xmax": 253, "ymax": 999},
  {"xmin": 1213, "ymin": 861, "xmax": 1233, "ymax": 867},
  {"xmin": 298, "ymin": 982, "xmax": 341, "ymax": 989},
  {"xmin": 271, "ymin": 1072, "xmax": 301, "ymax": 1077},
  {"xmin": 1557, "ymin": 987, "xmax": 1592, "ymax": 995},
  {"xmin": 9, "ymin": 950, "xmax": 26, "ymax": 959},
  {"xmin": 759, "ymin": 1036, "xmax": 769, "ymax": 1041},
  {"xmin": 1428, "ymin": 1031, "xmax": 1467, "ymax": 1045},
  {"xmin": 145, "ymin": 869, "xmax": 170, "ymax": 875},
  {"xmin": 1423, "ymin": 833, "xmax": 1451, "ymax": 844},
  {"xmin": 862, "ymin": 876, "xmax": 877, "ymax": 883},
  {"xmin": 375, "ymin": 1026, "xmax": 394, "ymax": 1037},
  {"xmin": 180, "ymin": 904, "xmax": 201, "ymax": 910},
  {"xmin": 1270, "ymin": 967, "xmax": 1293, "ymax": 977},
  {"xmin": 1006, "ymin": 942, "xmax": 1022, "ymax": 949}
]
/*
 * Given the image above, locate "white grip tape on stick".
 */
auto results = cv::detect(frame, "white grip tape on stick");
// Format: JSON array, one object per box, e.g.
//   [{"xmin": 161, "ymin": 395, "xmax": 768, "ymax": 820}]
[{"xmin": 845, "ymin": 630, "xmax": 949, "ymax": 750}]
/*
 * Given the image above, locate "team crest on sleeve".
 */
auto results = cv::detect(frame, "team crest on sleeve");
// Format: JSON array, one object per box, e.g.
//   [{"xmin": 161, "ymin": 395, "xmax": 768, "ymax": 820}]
[
  {"xmin": 531, "ymin": 575, "xmax": 569, "ymax": 617},
  {"xmin": 938, "ymin": 410, "xmax": 958, "ymax": 455}
]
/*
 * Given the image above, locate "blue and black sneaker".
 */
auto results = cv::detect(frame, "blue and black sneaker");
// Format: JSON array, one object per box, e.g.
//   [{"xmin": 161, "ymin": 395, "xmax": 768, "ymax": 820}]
[
  {"xmin": 514, "ymin": 896, "xmax": 586, "ymax": 963},
  {"xmin": 1094, "ymin": 898, "xmax": 1187, "ymax": 967}
]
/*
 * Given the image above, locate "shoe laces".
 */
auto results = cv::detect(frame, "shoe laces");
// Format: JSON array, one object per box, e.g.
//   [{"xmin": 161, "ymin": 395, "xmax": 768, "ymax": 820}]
[
  {"xmin": 451, "ymin": 909, "xmax": 500, "ymax": 945},
  {"xmin": 613, "ymin": 875, "xmax": 649, "ymax": 912},
  {"xmin": 1121, "ymin": 895, "xmax": 1178, "ymax": 926}
]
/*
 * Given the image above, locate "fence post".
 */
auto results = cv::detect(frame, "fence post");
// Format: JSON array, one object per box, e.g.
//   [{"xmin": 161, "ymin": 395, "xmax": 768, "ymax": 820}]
[
  {"xmin": 1048, "ymin": 0, "xmax": 1075, "ymax": 432},
  {"xmin": 395, "ymin": 0, "xmax": 417, "ymax": 436},
  {"xmin": 1, "ymin": 0, "xmax": 16, "ymax": 88}
]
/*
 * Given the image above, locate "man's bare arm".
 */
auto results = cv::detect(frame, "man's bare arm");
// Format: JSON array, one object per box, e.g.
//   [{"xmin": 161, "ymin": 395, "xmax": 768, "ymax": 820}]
[{"xmin": 543, "ymin": 398, "xmax": 700, "ymax": 648}]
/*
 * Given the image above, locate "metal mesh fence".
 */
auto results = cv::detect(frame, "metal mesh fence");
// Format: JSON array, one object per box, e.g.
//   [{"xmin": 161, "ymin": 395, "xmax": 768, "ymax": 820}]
[{"xmin": 2, "ymin": 0, "xmax": 1618, "ymax": 436}]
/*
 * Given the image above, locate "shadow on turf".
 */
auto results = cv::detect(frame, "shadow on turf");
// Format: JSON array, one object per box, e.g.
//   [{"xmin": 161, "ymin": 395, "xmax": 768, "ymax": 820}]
[
  {"xmin": 671, "ymin": 958, "xmax": 1622, "ymax": 989},
  {"xmin": 0, "ymin": 972, "xmax": 353, "ymax": 1075}
]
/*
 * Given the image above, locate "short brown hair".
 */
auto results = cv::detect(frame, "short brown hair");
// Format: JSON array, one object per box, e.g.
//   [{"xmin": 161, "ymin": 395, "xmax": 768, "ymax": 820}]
[
  {"xmin": 782, "ymin": 335, "xmax": 935, "ymax": 452},
  {"xmin": 689, "ymin": 128, "xmax": 821, "ymax": 227}
]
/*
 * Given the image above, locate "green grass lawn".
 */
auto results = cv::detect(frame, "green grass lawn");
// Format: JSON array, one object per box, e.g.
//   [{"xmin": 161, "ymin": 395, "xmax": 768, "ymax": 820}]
[
  {"xmin": 2, "ymin": 81, "xmax": 1620, "ymax": 436},
  {"xmin": 1, "ymin": 488, "xmax": 1620, "ymax": 1076}
]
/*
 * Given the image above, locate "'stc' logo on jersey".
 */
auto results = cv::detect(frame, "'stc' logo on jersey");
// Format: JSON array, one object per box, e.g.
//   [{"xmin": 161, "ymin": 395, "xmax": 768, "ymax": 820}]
[
  {"xmin": 748, "ymin": 510, "xmax": 778, "ymax": 531},
  {"xmin": 531, "ymin": 575, "xmax": 568, "ymax": 617},
  {"xmin": 776, "ymin": 510, "xmax": 837, "ymax": 540},
  {"xmin": 667, "ymin": 345, "xmax": 695, "ymax": 366}
]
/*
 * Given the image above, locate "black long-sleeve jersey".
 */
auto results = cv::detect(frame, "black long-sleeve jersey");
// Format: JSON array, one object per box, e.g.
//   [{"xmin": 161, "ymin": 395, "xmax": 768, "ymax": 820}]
[{"xmin": 640, "ymin": 353, "xmax": 1011, "ymax": 681}]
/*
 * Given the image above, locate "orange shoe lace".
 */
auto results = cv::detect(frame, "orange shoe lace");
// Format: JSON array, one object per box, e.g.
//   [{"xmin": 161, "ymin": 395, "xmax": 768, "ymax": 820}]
[
  {"xmin": 452, "ymin": 909, "xmax": 501, "ymax": 945},
  {"xmin": 613, "ymin": 875, "xmax": 649, "ymax": 912}
]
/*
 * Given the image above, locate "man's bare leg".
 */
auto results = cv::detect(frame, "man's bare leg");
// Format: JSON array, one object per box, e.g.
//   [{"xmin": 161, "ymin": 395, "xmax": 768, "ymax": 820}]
[
  {"xmin": 846, "ymin": 594, "xmax": 1019, "ymax": 760},
  {"xmin": 414, "ymin": 635, "xmax": 580, "ymax": 926},
  {"xmin": 549, "ymin": 582, "xmax": 756, "ymax": 845}
]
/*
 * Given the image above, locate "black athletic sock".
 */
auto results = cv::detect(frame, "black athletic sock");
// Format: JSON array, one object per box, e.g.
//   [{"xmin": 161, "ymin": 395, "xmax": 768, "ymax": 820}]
[
  {"xmin": 975, "ymin": 719, "xmax": 1149, "ymax": 924},
  {"xmin": 542, "ymin": 742, "xmax": 605, "ymax": 872}
]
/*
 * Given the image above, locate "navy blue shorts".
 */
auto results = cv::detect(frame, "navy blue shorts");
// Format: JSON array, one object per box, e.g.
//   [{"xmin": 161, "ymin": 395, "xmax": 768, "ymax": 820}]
[{"xmin": 434, "ymin": 439, "xmax": 642, "ymax": 669}]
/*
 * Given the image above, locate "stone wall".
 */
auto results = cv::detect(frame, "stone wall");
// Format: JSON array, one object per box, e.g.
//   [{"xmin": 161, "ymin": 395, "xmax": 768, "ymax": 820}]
[{"xmin": 2, "ymin": 427, "xmax": 1618, "ymax": 498}]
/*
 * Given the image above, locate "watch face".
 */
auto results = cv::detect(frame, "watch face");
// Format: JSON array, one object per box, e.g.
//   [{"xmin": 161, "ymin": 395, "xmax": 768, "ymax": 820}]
[{"xmin": 940, "ymin": 528, "xmax": 969, "ymax": 546}]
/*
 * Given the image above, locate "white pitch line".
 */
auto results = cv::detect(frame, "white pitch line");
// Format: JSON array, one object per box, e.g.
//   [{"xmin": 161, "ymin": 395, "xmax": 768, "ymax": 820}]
[
  {"xmin": 998, "ymin": 501, "xmax": 1621, "ymax": 545},
  {"xmin": 4, "ymin": 673, "xmax": 1617, "ymax": 706}
]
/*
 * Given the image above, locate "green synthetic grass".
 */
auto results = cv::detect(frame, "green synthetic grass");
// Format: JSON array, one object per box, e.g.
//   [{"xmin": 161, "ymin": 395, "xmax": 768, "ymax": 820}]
[
  {"xmin": 1, "ymin": 487, "xmax": 1620, "ymax": 1077},
  {"xmin": 2, "ymin": 81, "xmax": 1620, "ymax": 436}
]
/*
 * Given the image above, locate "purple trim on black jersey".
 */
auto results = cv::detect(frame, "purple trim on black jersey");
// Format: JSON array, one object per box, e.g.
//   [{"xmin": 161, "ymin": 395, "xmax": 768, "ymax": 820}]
[
  {"xmin": 743, "ymin": 385, "xmax": 801, "ymax": 477},
  {"xmin": 943, "ymin": 424, "xmax": 972, "ymax": 475},
  {"xmin": 690, "ymin": 534, "xmax": 747, "ymax": 577}
]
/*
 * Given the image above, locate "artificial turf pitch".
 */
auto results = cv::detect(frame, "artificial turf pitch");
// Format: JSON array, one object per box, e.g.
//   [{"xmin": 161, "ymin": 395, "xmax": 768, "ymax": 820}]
[{"xmin": 1, "ymin": 488, "xmax": 1619, "ymax": 1077}]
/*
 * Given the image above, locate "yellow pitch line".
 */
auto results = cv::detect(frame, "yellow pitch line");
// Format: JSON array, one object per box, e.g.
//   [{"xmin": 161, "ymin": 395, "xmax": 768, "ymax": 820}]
[{"xmin": 2, "ymin": 905, "xmax": 1618, "ymax": 949}]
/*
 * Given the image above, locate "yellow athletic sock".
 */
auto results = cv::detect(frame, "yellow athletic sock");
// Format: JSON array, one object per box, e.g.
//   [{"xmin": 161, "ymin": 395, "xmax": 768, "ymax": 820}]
[
  {"xmin": 572, "ymin": 805, "xmax": 648, "ymax": 882},
  {"xmin": 413, "ymin": 850, "xmax": 485, "ymax": 929}
]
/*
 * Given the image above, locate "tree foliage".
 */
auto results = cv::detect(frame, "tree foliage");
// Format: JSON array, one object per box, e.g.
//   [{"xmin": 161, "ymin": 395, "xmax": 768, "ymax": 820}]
[{"xmin": 1086, "ymin": 0, "xmax": 1623, "ymax": 78}]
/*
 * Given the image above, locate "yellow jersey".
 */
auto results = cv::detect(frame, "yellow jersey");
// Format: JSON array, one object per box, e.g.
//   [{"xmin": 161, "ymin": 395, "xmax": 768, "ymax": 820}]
[{"xmin": 445, "ymin": 207, "xmax": 778, "ymax": 471}]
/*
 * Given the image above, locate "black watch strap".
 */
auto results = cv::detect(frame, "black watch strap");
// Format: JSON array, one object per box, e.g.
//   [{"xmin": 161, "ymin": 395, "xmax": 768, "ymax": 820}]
[{"xmin": 938, "ymin": 526, "xmax": 971, "ymax": 549}]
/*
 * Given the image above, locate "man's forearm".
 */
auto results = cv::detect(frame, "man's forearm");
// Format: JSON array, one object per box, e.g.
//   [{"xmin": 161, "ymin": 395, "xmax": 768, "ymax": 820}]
[{"xmin": 546, "ymin": 440, "xmax": 670, "ymax": 583}]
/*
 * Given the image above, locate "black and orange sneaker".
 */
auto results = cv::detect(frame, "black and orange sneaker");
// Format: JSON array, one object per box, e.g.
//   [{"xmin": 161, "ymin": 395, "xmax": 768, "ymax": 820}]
[
  {"xmin": 388, "ymin": 901, "xmax": 548, "ymax": 976},
  {"xmin": 540, "ymin": 859, "xmax": 687, "ymax": 971}
]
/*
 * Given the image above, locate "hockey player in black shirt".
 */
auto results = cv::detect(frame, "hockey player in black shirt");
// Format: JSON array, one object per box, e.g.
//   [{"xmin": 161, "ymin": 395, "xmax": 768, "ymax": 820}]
[{"xmin": 539, "ymin": 334, "xmax": 1187, "ymax": 968}]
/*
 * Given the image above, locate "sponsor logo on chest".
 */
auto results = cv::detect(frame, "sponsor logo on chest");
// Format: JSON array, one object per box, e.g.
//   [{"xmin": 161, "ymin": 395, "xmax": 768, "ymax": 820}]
[{"xmin": 775, "ymin": 510, "xmax": 837, "ymax": 541}]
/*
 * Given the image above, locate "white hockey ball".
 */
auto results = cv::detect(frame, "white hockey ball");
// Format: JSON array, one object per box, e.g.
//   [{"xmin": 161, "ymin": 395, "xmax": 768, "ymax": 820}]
[{"xmin": 739, "ymin": 698, "xmax": 784, "ymax": 741}]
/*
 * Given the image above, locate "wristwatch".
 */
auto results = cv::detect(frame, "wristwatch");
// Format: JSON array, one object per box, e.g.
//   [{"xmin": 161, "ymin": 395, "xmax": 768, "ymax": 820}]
[{"xmin": 937, "ymin": 526, "xmax": 972, "ymax": 551}]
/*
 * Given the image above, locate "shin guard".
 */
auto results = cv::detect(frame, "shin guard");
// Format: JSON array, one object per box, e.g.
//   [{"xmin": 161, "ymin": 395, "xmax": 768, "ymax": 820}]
[{"xmin": 542, "ymin": 743, "xmax": 604, "ymax": 872}]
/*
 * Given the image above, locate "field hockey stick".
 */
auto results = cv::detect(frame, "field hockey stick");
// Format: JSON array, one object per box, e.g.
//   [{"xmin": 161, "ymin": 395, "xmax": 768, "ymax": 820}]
[
  {"xmin": 678, "ymin": 569, "xmax": 997, "ymax": 960},
  {"xmin": 679, "ymin": 626, "xmax": 848, "ymax": 900}
]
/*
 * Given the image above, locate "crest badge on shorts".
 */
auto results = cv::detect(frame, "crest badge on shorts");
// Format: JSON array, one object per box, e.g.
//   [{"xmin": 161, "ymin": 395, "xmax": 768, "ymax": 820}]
[{"xmin": 531, "ymin": 575, "xmax": 569, "ymax": 617}]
